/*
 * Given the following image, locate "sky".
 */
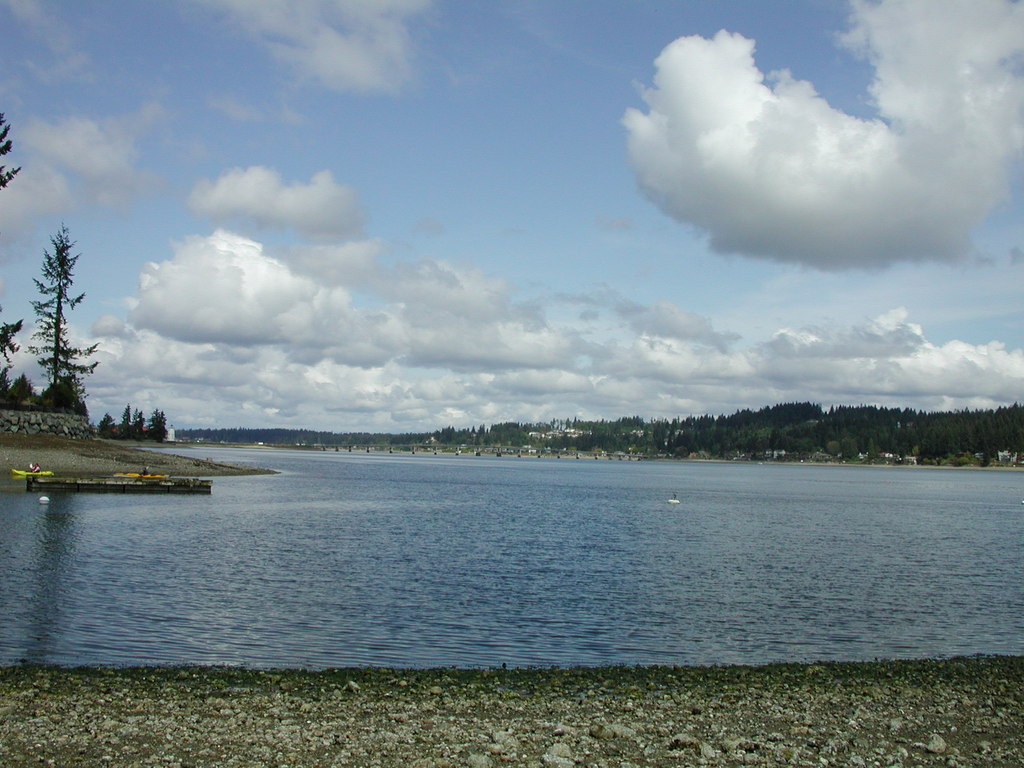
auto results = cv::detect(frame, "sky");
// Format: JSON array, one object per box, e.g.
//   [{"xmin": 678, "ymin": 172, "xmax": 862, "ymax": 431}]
[{"xmin": 1, "ymin": 0, "xmax": 1023, "ymax": 433}]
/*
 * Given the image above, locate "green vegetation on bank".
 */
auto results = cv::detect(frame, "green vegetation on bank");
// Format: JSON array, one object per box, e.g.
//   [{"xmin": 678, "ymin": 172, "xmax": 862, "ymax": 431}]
[
  {"xmin": 96, "ymin": 403, "xmax": 169, "ymax": 443},
  {"xmin": 179, "ymin": 401, "xmax": 1024, "ymax": 466}
]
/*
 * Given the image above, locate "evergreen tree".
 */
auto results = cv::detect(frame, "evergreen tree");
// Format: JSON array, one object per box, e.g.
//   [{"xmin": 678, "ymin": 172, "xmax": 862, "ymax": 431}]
[
  {"xmin": 0, "ymin": 308, "xmax": 21, "ymax": 390},
  {"xmin": 7, "ymin": 373, "xmax": 34, "ymax": 403},
  {"xmin": 28, "ymin": 225, "xmax": 98, "ymax": 412},
  {"xmin": 147, "ymin": 409, "xmax": 168, "ymax": 442},
  {"xmin": 0, "ymin": 112, "xmax": 19, "ymax": 190},
  {"xmin": 119, "ymin": 403, "xmax": 132, "ymax": 436},
  {"xmin": 0, "ymin": 114, "xmax": 21, "ymax": 378},
  {"xmin": 132, "ymin": 408, "xmax": 145, "ymax": 439},
  {"xmin": 97, "ymin": 413, "xmax": 116, "ymax": 438}
]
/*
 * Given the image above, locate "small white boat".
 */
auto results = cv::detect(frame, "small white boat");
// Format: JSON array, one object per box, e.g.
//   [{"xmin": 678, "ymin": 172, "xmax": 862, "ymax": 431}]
[{"xmin": 667, "ymin": 493, "xmax": 681, "ymax": 505}]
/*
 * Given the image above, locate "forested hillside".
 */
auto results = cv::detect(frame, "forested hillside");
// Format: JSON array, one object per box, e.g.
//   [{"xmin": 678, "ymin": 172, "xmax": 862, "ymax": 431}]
[{"xmin": 178, "ymin": 402, "xmax": 1024, "ymax": 465}]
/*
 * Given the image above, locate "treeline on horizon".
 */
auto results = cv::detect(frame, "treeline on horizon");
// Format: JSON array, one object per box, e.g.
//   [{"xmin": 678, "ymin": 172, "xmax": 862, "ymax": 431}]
[{"xmin": 177, "ymin": 401, "xmax": 1024, "ymax": 465}]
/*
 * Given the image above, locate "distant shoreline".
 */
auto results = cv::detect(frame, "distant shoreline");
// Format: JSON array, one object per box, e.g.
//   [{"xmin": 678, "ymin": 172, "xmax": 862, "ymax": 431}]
[
  {"xmin": 5, "ymin": 433, "xmax": 1017, "ymax": 482},
  {"xmin": 186, "ymin": 440, "xmax": 1023, "ymax": 471}
]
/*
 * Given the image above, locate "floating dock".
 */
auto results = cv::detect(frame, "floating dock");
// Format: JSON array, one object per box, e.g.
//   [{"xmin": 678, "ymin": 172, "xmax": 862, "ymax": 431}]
[{"xmin": 27, "ymin": 476, "xmax": 212, "ymax": 494}]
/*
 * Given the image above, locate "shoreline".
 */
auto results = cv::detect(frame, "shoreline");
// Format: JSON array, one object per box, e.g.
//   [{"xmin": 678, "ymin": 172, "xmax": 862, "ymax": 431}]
[
  {"xmin": 194, "ymin": 439, "xmax": 1023, "ymax": 472},
  {"xmin": 2, "ymin": 656, "xmax": 1021, "ymax": 767},
  {"xmin": 6, "ymin": 432, "xmax": 1014, "ymax": 476}
]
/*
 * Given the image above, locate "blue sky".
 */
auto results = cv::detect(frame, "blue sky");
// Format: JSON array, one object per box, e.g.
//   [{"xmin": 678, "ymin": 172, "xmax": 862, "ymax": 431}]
[{"xmin": 1, "ymin": 0, "xmax": 1023, "ymax": 432}]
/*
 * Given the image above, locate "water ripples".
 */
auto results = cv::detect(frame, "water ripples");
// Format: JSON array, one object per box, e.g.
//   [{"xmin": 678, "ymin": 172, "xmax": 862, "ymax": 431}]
[{"xmin": 1, "ymin": 453, "xmax": 1022, "ymax": 667}]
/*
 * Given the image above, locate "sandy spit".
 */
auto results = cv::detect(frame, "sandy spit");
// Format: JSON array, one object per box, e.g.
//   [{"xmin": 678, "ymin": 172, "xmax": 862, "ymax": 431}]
[
  {"xmin": 0, "ymin": 657, "xmax": 1021, "ymax": 767},
  {"xmin": 0, "ymin": 433, "xmax": 274, "ymax": 478}
]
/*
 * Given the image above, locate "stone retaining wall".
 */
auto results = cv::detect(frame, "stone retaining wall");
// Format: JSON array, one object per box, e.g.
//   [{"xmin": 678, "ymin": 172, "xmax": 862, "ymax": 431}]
[{"xmin": 0, "ymin": 408, "xmax": 93, "ymax": 439}]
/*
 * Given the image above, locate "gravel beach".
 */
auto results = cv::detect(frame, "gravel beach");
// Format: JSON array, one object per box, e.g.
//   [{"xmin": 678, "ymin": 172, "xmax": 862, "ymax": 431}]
[
  {"xmin": 0, "ymin": 657, "xmax": 1021, "ymax": 767},
  {"xmin": 0, "ymin": 433, "xmax": 274, "ymax": 478}
]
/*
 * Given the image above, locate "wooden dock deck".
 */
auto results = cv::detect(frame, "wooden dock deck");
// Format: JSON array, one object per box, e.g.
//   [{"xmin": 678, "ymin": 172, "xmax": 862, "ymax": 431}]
[{"xmin": 27, "ymin": 476, "xmax": 212, "ymax": 494}]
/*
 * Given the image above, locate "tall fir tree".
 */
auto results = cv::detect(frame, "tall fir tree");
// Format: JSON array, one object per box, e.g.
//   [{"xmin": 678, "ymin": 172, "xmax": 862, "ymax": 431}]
[
  {"xmin": 28, "ymin": 224, "xmax": 98, "ymax": 411},
  {"xmin": 147, "ymin": 409, "xmax": 168, "ymax": 442},
  {"xmin": 0, "ymin": 112, "xmax": 19, "ymax": 190},
  {"xmin": 97, "ymin": 413, "xmax": 116, "ymax": 438},
  {"xmin": 132, "ymin": 408, "xmax": 145, "ymax": 439},
  {"xmin": 0, "ymin": 310, "xmax": 20, "ymax": 394},
  {"xmin": 0, "ymin": 112, "xmax": 22, "ymax": 390}
]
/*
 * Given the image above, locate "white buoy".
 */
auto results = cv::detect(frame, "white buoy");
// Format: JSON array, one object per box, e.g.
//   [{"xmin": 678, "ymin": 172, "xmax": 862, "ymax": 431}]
[{"xmin": 38, "ymin": 496, "xmax": 50, "ymax": 504}]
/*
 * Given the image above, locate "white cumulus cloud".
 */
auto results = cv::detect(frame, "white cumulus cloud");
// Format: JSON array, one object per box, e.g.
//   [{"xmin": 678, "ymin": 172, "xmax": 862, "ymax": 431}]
[
  {"xmin": 623, "ymin": 0, "xmax": 1024, "ymax": 269},
  {"xmin": 125, "ymin": 229, "xmax": 577, "ymax": 375},
  {"xmin": 80, "ymin": 228, "xmax": 1024, "ymax": 431},
  {"xmin": 188, "ymin": 166, "xmax": 365, "ymax": 241},
  {"xmin": 128, "ymin": 230, "xmax": 356, "ymax": 347}
]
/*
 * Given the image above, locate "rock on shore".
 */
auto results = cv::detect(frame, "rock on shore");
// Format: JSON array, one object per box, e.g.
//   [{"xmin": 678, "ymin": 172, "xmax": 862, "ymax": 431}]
[
  {"xmin": 1, "ymin": 657, "xmax": 1021, "ymax": 767},
  {"xmin": 0, "ymin": 433, "xmax": 274, "ymax": 478}
]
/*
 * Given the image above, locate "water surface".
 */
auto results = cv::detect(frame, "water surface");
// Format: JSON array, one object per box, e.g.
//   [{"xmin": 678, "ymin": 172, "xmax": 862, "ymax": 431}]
[{"xmin": 2, "ymin": 449, "xmax": 1021, "ymax": 667}]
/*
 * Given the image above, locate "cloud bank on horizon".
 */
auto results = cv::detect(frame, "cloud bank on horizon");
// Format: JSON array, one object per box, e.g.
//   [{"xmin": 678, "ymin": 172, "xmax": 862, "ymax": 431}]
[{"xmin": 0, "ymin": 0, "xmax": 1022, "ymax": 432}]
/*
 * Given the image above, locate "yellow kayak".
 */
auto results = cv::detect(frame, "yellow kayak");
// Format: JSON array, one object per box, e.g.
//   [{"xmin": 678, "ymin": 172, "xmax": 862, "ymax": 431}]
[
  {"xmin": 113, "ymin": 472, "xmax": 169, "ymax": 479},
  {"xmin": 11, "ymin": 469, "xmax": 54, "ymax": 477}
]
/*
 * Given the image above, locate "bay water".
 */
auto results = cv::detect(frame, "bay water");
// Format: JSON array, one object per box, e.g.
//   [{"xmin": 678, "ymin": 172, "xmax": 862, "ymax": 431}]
[{"xmin": 1, "ymin": 447, "xmax": 1022, "ymax": 668}]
